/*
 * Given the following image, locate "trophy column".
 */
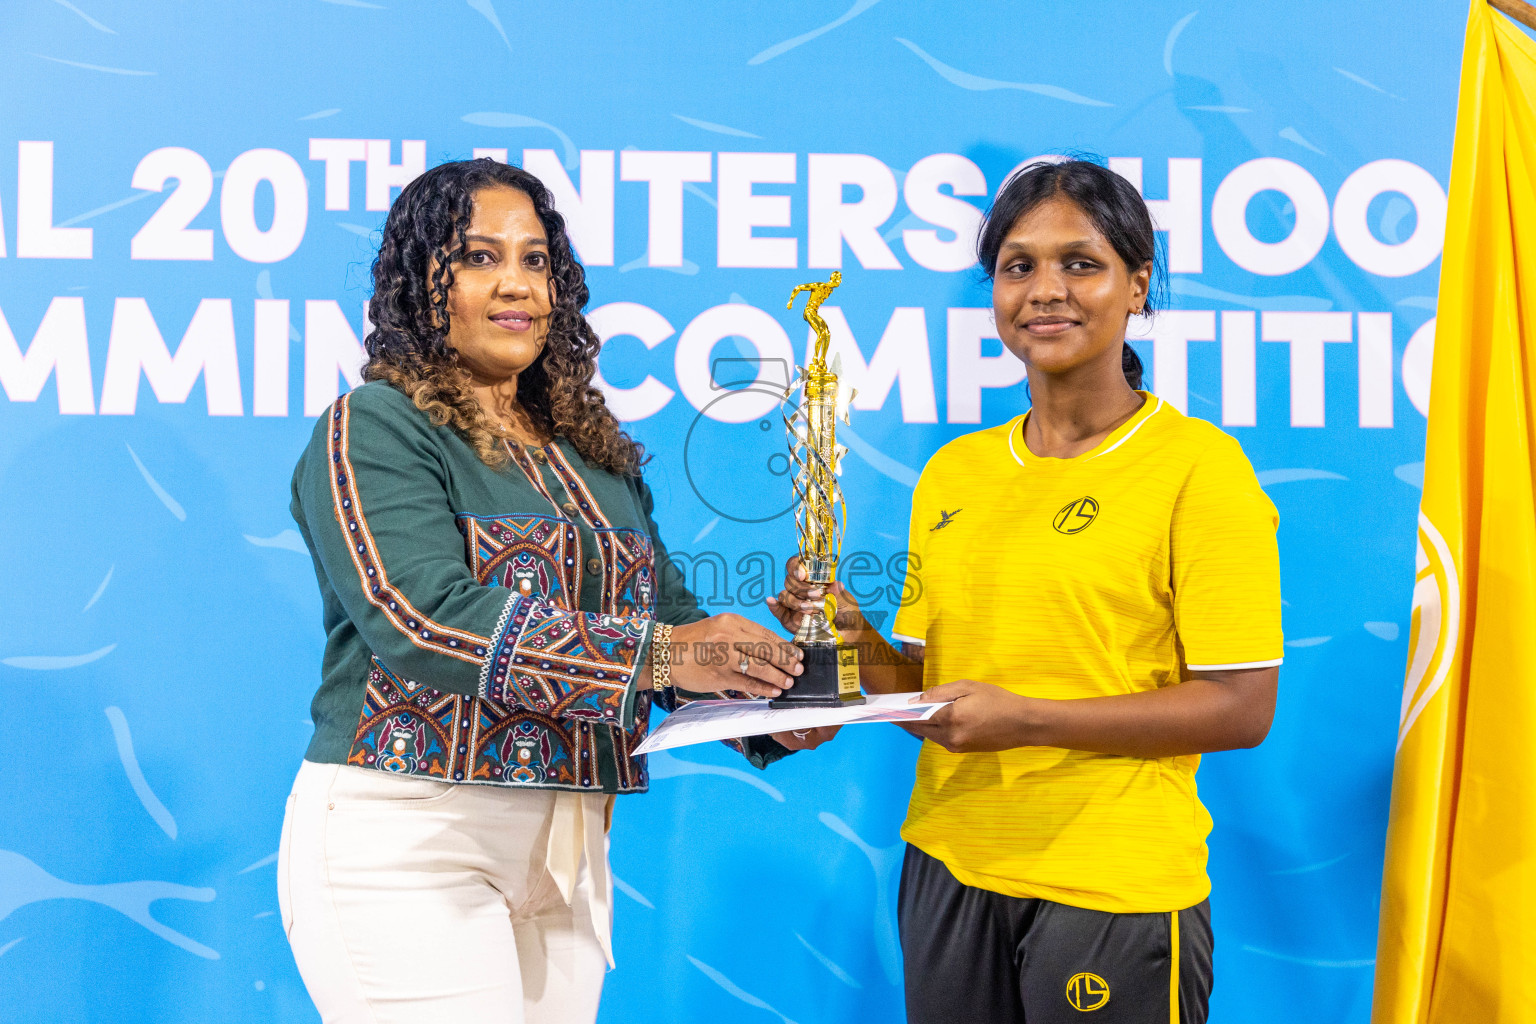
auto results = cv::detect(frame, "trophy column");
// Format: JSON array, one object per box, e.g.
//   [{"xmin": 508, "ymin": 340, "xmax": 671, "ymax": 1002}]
[{"xmin": 772, "ymin": 275, "xmax": 864, "ymax": 709}]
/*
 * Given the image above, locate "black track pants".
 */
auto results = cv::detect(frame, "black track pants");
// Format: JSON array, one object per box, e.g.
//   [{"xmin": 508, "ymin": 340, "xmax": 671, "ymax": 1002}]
[{"xmin": 897, "ymin": 845, "xmax": 1213, "ymax": 1024}]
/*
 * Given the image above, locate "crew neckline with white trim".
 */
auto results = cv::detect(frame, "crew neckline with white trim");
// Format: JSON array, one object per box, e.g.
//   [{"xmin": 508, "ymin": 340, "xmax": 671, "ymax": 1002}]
[{"xmin": 1006, "ymin": 391, "xmax": 1164, "ymax": 469}]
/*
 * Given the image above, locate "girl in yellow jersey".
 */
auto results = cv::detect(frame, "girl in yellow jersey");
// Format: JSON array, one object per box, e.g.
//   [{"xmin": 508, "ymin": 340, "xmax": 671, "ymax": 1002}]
[{"xmin": 772, "ymin": 160, "xmax": 1283, "ymax": 1024}]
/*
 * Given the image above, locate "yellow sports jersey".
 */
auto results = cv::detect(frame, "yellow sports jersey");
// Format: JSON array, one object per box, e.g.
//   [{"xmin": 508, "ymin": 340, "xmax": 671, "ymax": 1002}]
[{"xmin": 891, "ymin": 394, "xmax": 1283, "ymax": 913}]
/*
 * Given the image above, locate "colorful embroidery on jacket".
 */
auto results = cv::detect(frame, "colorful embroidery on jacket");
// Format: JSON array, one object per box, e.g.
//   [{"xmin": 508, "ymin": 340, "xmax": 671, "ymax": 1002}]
[
  {"xmin": 344, "ymin": 453, "xmax": 659, "ymax": 792},
  {"xmin": 349, "ymin": 659, "xmax": 594, "ymax": 786},
  {"xmin": 460, "ymin": 513, "xmax": 579, "ymax": 604}
]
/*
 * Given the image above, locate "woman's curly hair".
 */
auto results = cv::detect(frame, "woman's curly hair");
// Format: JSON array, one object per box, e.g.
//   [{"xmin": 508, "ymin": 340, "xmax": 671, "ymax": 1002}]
[{"xmin": 362, "ymin": 158, "xmax": 645, "ymax": 475}]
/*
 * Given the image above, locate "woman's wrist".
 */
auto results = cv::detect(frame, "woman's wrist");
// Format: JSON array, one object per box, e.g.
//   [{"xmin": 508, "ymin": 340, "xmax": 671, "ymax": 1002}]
[
  {"xmin": 1007, "ymin": 693, "xmax": 1054, "ymax": 747},
  {"xmin": 837, "ymin": 620, "xmax": 873, "ymax": 646},
  {"xmin": 648, "ymin": 622, "xmax": 674, "ymax": 697}
]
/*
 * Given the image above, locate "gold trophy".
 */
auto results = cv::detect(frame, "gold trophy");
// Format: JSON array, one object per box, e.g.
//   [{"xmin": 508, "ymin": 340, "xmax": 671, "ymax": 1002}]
[{"xmin": 771, "ymin": 272, "xmax": 865, "ymax": 708}]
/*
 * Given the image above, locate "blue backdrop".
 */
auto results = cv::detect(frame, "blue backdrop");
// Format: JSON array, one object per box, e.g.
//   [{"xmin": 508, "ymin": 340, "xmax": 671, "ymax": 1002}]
[{"xmin": 0, "ymin": 2, "xmax": 1479, "ymax": 1020}]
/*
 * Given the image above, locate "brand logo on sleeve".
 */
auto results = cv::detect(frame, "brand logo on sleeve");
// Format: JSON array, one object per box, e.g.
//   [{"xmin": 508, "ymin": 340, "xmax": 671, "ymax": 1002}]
[
  {"xmin": 1053, "ymin": 497, "xmax": 1100, "ymax": 534},
  {"xmin": 1065, "ymin": 972, "xmax": 1111, "ymax": 1011},
  {"xmin": 930, "ymin": 509, "xmax": 962, "ymax": 531}
]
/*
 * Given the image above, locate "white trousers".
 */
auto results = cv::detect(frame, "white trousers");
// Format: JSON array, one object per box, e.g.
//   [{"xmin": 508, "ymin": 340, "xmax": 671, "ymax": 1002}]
[{"xmin": 278, "ymin": 760, "xmax": 612, "ymax": 1024}]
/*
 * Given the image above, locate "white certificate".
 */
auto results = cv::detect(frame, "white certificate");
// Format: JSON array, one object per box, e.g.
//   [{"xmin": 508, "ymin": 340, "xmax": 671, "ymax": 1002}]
[{"xmin": 633, "ymin": 692, "xmax": 949, "ymax": 755}]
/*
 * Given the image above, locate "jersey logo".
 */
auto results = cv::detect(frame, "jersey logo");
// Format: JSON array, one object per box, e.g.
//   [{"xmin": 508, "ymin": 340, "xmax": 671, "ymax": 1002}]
[
  {"xmin": 1053, "ymin": 496, "xmax": 1100, "ymax": 535},
  {"xmin": 930, "ymin": 509, "xmax": 962, "ymax": 531},
  {"xmin": 1065, "ymin": 972, "xmax": 1111, "ymax": 1011}
]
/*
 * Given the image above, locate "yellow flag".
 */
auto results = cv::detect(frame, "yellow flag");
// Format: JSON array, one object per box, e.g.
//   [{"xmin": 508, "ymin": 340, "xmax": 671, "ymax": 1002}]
[{"xmin": 1373, "ymin": 2, "xmax": 1536, "ymax": 1021}]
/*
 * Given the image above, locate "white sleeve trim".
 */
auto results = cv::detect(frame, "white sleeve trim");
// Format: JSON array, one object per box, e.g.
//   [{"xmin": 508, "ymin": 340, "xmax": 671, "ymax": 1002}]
[
  {"xmin": 890, "ymin": 632, "xmax": 926, "ymax": 646},
  {"xmin": 1186, "ymin": 657, "xmax": 1283, "ymax": 671},
  {"xmin": 478, "ymin": 590, "xmax": 524, "ymax": 697}
]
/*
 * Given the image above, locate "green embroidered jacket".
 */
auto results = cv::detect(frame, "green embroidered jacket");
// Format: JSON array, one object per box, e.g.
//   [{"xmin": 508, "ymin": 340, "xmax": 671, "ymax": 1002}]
[{"xmin": 290, "ymin": 382, "xmax": 785, "ymax": 793}]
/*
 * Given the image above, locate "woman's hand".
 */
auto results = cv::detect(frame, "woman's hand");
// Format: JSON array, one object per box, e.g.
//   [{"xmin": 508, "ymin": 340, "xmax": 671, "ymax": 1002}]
[
  {"xmin": 767, "ymin": 555, "xmax": 927, "ymax": 697},
  {"xmin": 902, "ymin": 680, "xmax": 1039, "ymax": 753},
  {"xmin": 663, "ymin": 613, "xmax": 803, "ymax": 699},
  {"xmin": 767, "ymin": 555, "xmax": 868, "ymax": 636},
  {"xmin": 769, "ymin": 725, "xmax": 842, "ymax": 751}
]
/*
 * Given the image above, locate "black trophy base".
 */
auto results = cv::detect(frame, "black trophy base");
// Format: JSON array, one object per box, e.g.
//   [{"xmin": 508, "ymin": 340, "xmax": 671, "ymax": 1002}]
[{"xmin": 768, "ymin": 643, "xmax": 864, "ymax": 708}]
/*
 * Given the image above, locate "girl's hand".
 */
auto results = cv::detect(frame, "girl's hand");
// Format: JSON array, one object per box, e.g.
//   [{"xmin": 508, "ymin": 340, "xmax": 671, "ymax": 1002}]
[
  {"xmin": 663, "ymin": 613, "xmax": 803, "ymax": 698},
  {"xmin": 902, "ymin": 680, "xmax": 1040, "ymax": 753},
  {"xmin": 767, "ymin": 555, "xmax": 868, "ymax": 635},
  {"xmin": 769, "ymin": 725, "xmax": 842, "ymax": 751}
]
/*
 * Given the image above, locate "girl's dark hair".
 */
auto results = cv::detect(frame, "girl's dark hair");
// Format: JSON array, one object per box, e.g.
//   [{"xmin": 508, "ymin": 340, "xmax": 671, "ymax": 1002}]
[
  {"xmin": 362, "ymin": 158, "xmax": 644, "ymax": 475},
  {"xmin": 976, "ymin": 158, "xmax": 1165, "ymax": 390}
]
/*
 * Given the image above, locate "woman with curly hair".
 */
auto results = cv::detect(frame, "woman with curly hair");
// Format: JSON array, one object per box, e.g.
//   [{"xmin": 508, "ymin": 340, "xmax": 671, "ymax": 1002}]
[{"xmin": 278, "ymin": 159, "xmax": 818, "ymax": 1024}]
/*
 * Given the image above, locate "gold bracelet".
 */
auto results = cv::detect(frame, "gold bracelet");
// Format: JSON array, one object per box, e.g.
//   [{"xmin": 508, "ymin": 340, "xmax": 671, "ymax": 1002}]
[{"xmin": 650, "ymin": 622, "xmax": 673, "ymax": 696}]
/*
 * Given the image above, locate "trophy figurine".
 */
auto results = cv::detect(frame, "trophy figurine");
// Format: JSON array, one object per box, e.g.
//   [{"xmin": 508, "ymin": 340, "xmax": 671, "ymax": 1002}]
[{"xmin": 772, "ymin": 271, "xmax": 865, "ymax": 708}]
